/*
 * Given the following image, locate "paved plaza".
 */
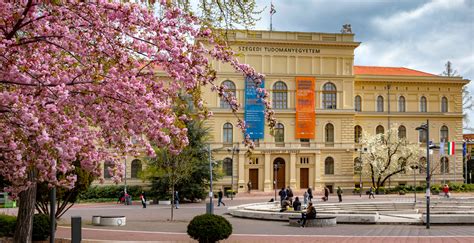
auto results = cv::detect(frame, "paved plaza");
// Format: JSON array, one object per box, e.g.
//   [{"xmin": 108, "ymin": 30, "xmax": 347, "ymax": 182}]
[{"xmin": 35, "ymin": 192, "xmax": 474, "ymax": 242}]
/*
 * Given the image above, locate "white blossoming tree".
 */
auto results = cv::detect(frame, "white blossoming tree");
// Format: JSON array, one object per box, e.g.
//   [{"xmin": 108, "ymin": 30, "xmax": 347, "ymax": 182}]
[{"xmin": 360, "ymin": 127, "xmax": 423, "ymax": 191}]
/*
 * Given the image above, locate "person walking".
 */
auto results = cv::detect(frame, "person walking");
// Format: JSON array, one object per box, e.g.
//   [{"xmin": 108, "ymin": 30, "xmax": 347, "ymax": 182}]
[
  {"xmin": 247, "ymin": 181, "xmax": 252, "ymax": 193},
  {"xmin": 443, "ymin": 184, "xmax": 450, "ymax": 198},
  {"xmin": 140, "ymin": 191, "xmax": 147, "ymax": 208},
  {"xmin": 278, "ymin": 187, "xmax": 287, "ymax": 205},
  {"xmin": 299, "ymin": 201, "xmax": 316, "ymax": 227},
  {"xmin": 174, "ymin": 190, "xmax": 179, "ymax": 209},
  {"xmin": 368, "ymin": 187, "xmax": 375, "ymax": 199},
  {"xmin": 323, "ymin": 187, "xmax": 329, "ymax": 201},
  {"xmin": 303, "ymin": 191, "xmax": 309, "ymax": 206},
  {"xmin": 217, "ymin": 189, "xmax": 226, "ymax": 206},
  {"xmin": 337, "ymin": 187, "xmax": 343, "ymax": 203},
  {"xmin": 307, "ymin": 187, "xmax": 313, "ymax": 202}
]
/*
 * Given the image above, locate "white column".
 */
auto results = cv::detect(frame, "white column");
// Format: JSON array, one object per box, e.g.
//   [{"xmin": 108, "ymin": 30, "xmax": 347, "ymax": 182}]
[
  {"xmin": 290, "ymin": 152, "xmax": 297, "ymax": 189},
  {"xmin": 238, "ymin": 152, "xmax": 245, "ymax": 192},
  {"xmin": 264, "ymin": 152, "xmax": 272, "ymax": 192},
  {"xmin": 314, "ymin": 151, "xmax": 321, "ymax": 189}
]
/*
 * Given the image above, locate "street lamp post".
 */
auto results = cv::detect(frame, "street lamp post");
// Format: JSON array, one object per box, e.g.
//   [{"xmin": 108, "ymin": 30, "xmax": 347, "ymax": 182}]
[
  {"xmin": 227, "ymin": 145, "xmax": 240, "ymax": 201},
  {"xmin": 207, "ymin": 144, "xmax": 214, "ymax": 214},
  {"xmin": 416, "ymin": 120, "xmax": 430, "ymax": 229},
  {"xmin": 411, "ymin": 165, "xmax": 419, "ymax": 203},
  {"xmin": 358, "ymin": 142, "xmax": 364, "ymax": 198}
]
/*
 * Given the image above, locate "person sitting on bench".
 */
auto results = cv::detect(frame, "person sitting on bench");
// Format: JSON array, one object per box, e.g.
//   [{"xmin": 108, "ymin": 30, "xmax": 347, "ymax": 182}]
[{"xmin": 299, "ymin": 202, "xmax": 316, "ymax": 227}]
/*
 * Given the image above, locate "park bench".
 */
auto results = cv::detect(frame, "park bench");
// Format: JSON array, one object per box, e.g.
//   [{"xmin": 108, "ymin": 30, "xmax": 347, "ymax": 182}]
[{"xmin": 288, "ymin": 216, "xmax": 337, "ymax": 227}]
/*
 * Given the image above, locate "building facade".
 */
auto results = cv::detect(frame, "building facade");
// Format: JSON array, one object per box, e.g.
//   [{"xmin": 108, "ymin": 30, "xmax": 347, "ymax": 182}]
[
  {"xmin": 201, "ymin": 30, "xmax": 470, "ymax": 193},
  {"xmin": 97, "ymin": 30, "xmax": 470, "ymax": 192}
]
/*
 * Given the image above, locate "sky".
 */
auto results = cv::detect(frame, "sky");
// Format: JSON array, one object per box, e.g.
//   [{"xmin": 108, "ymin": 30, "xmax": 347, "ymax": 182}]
[{"xmin": 252, "ymin": 0, "xmax": 474, "ymax": 132}]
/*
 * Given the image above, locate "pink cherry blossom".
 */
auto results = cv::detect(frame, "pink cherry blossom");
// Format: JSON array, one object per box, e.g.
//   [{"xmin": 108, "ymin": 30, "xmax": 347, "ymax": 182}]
[{"xmin": 0, "ymin": 1, "xmax": 275, "ymax": 196}]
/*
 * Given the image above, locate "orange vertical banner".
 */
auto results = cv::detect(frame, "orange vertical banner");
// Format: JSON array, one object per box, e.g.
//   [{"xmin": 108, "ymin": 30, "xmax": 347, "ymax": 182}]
[{"xmin": 295, "ymin": 77, "xmax": 315, "ymax": 139}]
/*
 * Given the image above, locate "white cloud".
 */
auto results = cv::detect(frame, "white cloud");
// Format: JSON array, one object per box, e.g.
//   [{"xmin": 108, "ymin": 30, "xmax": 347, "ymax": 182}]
[{"xmin": 372, "ymin": 0, "xmax": 465, "ymax": 33}]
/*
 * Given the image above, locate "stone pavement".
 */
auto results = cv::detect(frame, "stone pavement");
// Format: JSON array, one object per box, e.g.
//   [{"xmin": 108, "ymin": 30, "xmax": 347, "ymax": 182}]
[
  {"xmin": 50, "ymin": 193, "xmax": 474, "ymax": 242},
  {"xmin": 4, "ymin": 192, "xmax": 474, "ymax": 242}
]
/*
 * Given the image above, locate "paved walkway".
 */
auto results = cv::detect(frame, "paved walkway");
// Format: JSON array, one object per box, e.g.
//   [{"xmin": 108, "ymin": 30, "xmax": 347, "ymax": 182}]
[{"xmin": 4, "ymin": 192, "xmax": 474, "ymax": 242}]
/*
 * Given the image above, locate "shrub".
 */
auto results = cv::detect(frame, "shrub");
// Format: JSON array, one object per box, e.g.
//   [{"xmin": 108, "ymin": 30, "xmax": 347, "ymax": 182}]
[
  {"xmin": 187, "ymin": 214, "xmax": 232, "ymax": 243},
  {"xmin": 377, "ymin": 187, "xmax": 386, "ymax": 194},
  {"xmin": 0, "ymin": 214, "xmax": 51, "ymax": 240},
  {"xmin": 32, "ymin": 213, "xmax": 51, "ymax": 241},
  {"xmin": 0, "ymin": 214, "xmax": 16, "ymax": 237},
  {"xmin": 79, "ymin": 185, "xmax": 144, "ymax": 200}
]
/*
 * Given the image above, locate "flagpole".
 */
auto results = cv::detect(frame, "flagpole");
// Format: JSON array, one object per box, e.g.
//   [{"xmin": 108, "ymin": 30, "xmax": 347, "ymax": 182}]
[
  {"xmin": 270, "ymin": 0, "xmax": 273, "ymax": 31},
  {"xmin": 454, "ymin": 143, "xmax": 456, "ymax": 183}
]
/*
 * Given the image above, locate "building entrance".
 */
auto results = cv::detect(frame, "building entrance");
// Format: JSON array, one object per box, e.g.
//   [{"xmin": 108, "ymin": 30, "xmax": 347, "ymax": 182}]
[
  {"xmin": 300, "ymin": 168, "xmax": 309, "ymax": 188},
  {"xmin": 249, "ymin": 169, "xmax": 259, "ymax": 190},
  {"xmin": 273, "ymin": 158, "xmax": 286, "ymax": 189}
]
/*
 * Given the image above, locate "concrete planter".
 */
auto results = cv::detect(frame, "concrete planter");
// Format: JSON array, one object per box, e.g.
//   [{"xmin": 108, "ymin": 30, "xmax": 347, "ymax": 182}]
[{"xmin": 159, "ymin": 200, "xmax": 171, "ymax": 205}]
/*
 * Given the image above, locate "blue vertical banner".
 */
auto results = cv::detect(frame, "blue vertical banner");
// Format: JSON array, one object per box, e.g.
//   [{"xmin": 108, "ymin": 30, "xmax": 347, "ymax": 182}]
[{"xmin": 245, "ymin": 77, "xmax": 265, "ymax": 139}]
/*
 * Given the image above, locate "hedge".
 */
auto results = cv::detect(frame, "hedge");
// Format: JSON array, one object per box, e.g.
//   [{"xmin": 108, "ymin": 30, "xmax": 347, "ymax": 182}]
[
  {"xmin": 356, "ymin": 183, "xmax": 474, "ymax": 195},
  {"xmin": 78, "ymin": 185, "xmax": 145, "ymax": 200},
  {"xmin": 0, "ymin": 214, "xmax": 51, "ymax": 240}
]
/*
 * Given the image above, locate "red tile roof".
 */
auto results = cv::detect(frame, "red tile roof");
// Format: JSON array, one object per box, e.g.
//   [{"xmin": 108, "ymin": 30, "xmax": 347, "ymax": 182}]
[{"xmin": 354, "ymin": 65, "xmax": 436, "ymax": 77}]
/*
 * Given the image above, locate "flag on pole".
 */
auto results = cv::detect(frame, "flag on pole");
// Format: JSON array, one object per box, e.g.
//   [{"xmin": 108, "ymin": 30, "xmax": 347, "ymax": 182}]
[
  {"xmin": 270, "ymin": 3, "xmax": 276, "ymax": 15},
  {"xmin": 448, "ymin": 142, "xmax": 455, "ymax": 155},
  {"xmin": 440, "ymin": 140, "xmax": 445, "ymax": 155},
  {"xmin": 463, "ymin": 142, "xmax": 467, "ymax": 157}
]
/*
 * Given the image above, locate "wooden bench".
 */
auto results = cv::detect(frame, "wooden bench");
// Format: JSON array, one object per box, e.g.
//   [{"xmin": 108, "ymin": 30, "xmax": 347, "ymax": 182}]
[{"xmin": 289, "ymin": 216, "xmax": 337, "ymax": 227}]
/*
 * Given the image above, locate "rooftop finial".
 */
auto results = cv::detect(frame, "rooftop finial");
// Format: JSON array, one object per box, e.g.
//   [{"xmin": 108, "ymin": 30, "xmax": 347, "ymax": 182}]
[{"xmin": 341, "ymin": 24, "xmax": 352, "ymax": 34}]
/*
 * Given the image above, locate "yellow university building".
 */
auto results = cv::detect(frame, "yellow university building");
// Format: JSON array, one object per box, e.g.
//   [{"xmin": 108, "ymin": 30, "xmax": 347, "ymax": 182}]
[
  {"xmin": 101, "ymin": 30, "xmax": 470, "ymax": 193},
  {"xmin": 200, "ymin": 30, "xmax": 470, "ymax": 193}
]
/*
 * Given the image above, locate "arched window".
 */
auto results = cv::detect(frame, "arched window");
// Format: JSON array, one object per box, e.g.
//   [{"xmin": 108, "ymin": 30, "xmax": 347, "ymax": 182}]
[
  {"xmin": 398, "ymin": 125, "xmax": 407, "ymax": 139},
  {"xmin": 441, "ymin": 97, "xmax": 448, "ymax": 112},
  {"xmin": 441, "ymin": 157, "xmax": 449, "ymax": 173},
  {"xmin": 325, "ymin": 123, "xmax": 334, "ymax": 144},
  {"xmin": 275, "ymin": 123, "xmax": 285, "ymax": 144},
  {"xmin": 420, "ymin": 96, "xmax": 427, "ymax": 112},
  {"xmin": 354, "ymin": 125, "xmax": 362, "ymax": 143},
  {"xmin": 323, "ymin": 82, "xmax": 337, "ymax": 109},
  {"xmin": 223, "ymin": 123, "xmax": 233, "ymax": 144},
  {"xmin": 223, "ymin": 157, "xmax": 232, "ymax": 176},
  {"xmin": 354, "ymin": 157, "xmax": 361, "ymax": 175},
  {"xmin": 131, "ymin": 159, "xmax": 142, "ymax": 179},
  {"xmin": 273, "ymin": 81, "xmax": 288, "ymax": 109},
  {"xmin": 220, "ymin": 80, "xmax": 236, "ymax": 108},
  {"xmin": 376, "ymin": 125, "xmax": 384, "ymax": 135},
  {"xmin": 325, "ymin": 157, "xmax": 334, "ymax": 175},
  {"xmin": 399, "ymin": 96, "xmax": 406, "ymax": 112},
  {"xmin": 104, "ymin": 161, "xmax": 113, "ymax": 179},
  {"xmin": 440, "ymin": 125, "xmax": 449, "ymax": 142},
  {"xmin": 377, "ymin": 96, "xmax": 384, "ymax": 112},
  {"xmin": 355, "ymin": 95, "xmax": 362, "ymax": 112}
]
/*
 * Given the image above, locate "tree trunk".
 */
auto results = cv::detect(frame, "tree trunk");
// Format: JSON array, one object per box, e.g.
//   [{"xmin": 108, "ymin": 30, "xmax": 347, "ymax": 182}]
[{"xmin": 14, "ymin": 181, "xmax": 37, "ymax": 243}]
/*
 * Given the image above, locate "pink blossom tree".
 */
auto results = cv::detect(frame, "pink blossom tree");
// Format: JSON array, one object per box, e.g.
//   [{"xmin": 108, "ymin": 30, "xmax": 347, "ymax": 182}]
[{"xmin": 0, "ymin": 1, "xmax": 274, "ymax": 241}]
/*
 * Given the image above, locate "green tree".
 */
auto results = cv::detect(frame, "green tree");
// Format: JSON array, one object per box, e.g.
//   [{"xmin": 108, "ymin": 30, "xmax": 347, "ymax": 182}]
[{"xmin": 144, "ymin": 120, "xmax": 221, "ymax": 221}]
